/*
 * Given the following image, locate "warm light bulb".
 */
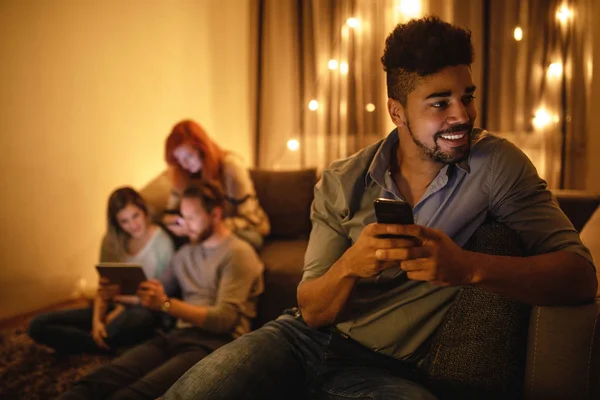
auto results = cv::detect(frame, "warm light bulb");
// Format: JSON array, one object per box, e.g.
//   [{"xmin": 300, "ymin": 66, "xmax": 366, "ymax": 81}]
[
  {"xmin": 398, "ymin": 0, "xmax": 422, "ymax": 18},
  {"xmin": 346, "ymin": 18, "xmax": 360, "ymax": 28},
  {"xmin": 556, "ymin": 4, "xmax": 572, "ymax": 24},
  {"xmin": 548, "ymin": 62, "xmax": 563, "ymax": 78},
  {"xmin": 287, "ymin": 139, "xmax": 300, "ymax": 152},
  {"xmin": 340, "ymin": 62, "xmax": 349, "ymax": 75},
  {"xmin": 513, "ymin": 27, "xmax": 523, "ymax": 41},
  {"xmin": 308, "ymin": 100, "xmax": 319, "ymax": 111},
  {"xmin": 365, "ymin": 103, "xmax": 376, "ymax": 112},
  {"xmin": 533, "ymin": 108, "xmax": 552, "ymax": 129},
  {"xmin": 328, "ymin": 59, "xmax": 339, "ymax": 70}
]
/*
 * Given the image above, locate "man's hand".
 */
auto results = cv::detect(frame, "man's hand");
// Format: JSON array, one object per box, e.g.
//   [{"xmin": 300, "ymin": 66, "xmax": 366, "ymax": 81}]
[
  {"xmin": 97, "ymin": 277, "xmax": 120, "ymax": 302},
  {"xmin": 91, "ymin": 319, "xmax": 110, "ymax": 350},
  {"xmin": 340, "ymin": 223, "xmax": 420, "ymax": 279},
  {"xmin": 164, "ymin": 215, "xmax": 189, "ymax": 237},
  {"xmin": 137, "ymin": 279, "xmax": 167, "ymax": 311},
  {"xmin": 375, "ymin": 224, "xmax": 473, "ymax": 286}
]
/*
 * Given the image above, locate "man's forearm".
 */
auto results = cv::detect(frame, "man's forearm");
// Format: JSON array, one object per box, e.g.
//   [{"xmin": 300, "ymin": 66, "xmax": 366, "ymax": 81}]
[
  {"xmin": 297, "ymin": 256, "xmax": 358, "ymax": 328},
  {"xmin": 167, "ymin": 299, "xmax": 209, "ymax": 327},
  {"xmin": 470, "ymin": 250, "xmax": 597, "ymax": 305}
]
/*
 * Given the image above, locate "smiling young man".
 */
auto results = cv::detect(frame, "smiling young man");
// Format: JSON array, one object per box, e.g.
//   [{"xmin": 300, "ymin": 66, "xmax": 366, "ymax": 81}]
[
  {"xmin": 59, "ymin": 181, "xmax": 264, "ymax": 400},
  {"xmin": 163, "ymin": 16, "xmax": 597, "ymax": 400}
]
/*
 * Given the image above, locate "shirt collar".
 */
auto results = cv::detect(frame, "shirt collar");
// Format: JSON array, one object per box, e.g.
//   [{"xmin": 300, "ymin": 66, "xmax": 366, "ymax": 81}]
[
  {"xmin": 365, "ymin": 129, "xmax": 399, "ymax": 188},
  {"xmin": 365, "ymin": 128, "xmax": 476, "ymax": 188}
]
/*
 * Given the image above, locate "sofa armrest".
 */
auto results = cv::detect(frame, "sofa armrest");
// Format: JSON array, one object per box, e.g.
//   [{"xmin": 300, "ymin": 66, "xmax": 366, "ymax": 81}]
[{"xmin": 524, "ymin": 300, "xmax": 600, "ymax": 400}]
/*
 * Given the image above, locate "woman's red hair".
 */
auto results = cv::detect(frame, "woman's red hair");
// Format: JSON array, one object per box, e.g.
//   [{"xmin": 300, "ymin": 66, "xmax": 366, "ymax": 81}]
[{"xmin": 165, "ymin": 120, "xmax": 226, "ymax": 193}]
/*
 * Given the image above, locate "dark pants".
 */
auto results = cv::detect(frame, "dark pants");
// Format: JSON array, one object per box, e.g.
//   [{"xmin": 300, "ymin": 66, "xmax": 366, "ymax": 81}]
[
  {"xmin": 57, "ymin": 328, "xmax": 231, "ymax": 400},
  {"xmin": 164, "ymin": 312, "xmax": 437, "ymax": 400},
  {"xmin": 28, "ymin": 305, "xmax": 157, "ymax": 354}
]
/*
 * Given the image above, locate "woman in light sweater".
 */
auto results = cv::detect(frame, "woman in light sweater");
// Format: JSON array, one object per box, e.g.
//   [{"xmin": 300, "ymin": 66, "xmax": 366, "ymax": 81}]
[
  {"xmin": 28, "ymin": 187, "xmax": 174, "ymax": 353},
  {"xmin": 163, "ymin": 119, "xmax": 270, "ymax": 249}
]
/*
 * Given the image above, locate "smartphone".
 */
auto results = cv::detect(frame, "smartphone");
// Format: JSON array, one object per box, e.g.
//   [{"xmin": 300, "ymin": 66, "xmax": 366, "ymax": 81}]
[{"xmin": 373, "ymin": 198, "xmax": 414, "ymax": 238}]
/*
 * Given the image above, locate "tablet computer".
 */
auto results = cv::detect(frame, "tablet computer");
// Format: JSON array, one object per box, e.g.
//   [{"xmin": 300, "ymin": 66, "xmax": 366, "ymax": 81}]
[{"xmin": 95, "ymin": 262, "xmax": 147, "ymax": 295}]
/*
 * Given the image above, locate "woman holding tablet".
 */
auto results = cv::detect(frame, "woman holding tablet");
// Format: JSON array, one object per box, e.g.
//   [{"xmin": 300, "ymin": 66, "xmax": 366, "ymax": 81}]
[{"xmin": 28, "ymin": 187, "xmax": 175, "ymax": 353}]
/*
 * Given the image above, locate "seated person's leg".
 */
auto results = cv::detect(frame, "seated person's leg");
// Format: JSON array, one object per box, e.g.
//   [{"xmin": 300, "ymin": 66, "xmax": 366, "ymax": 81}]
[
  {"xmin": 312, "ymin": 365, "xmax": 437, "ymax": 400},
  {"xmin": 28, "ymin": 307, "xmax": 102, "ymax": 354},
  {"xmin": 107, "ymin": 328, "xmax": 231, "ymax": 400},
  {"xmin": 57, "ymin": 335, "xmax": 169, "ymax": 400},
  {"xmin": 164, "ymin": 314, "xmax": 328, "ymax": 399},
  {"xmin": 308, "ymin": 326, "xmax": 438, "ymax": 400},
  {"xmin": 104, "ymin": 305, "xmax": 157, "ymax": 348}
]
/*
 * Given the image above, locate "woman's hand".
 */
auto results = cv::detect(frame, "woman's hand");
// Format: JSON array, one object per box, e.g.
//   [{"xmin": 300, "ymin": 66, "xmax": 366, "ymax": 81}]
[
  {"xmin": 166, "ymin": 223, "xmax": 189, "ymax": 237},
  {"xmin": 105, "ymin": 304, "xmax": 125, "ymax": 325},
  {"xmin": 91, "ymin": 319, "xmax": 110, "ymax": 350},
  {"xmin": 163, "ymin": 215, "xmax": 189, "ymax": 237},
  {"xmin": 97, "ymin": 277, "xmax": 120, "ymax": 302}
]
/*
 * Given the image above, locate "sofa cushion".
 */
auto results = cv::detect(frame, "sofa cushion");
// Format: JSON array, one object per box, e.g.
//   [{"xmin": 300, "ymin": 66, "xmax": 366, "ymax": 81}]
[
  {"xmin": 250, "ymin": 169, "xmax": 317, "ymax": 239},
  {"xmin": 552, "ymin": 190, "xmax": 600, "ymax": 232},
  {"xmin": 419, "ymin": 220, "xmax": 531, "ymax": 400},
  {"xmin": 580, "ymin": 206, "xmax": 600, "ymax": 297},
  {"xmin": 254, "ymin": 239, "xmax": 308, "ymax": 328}
]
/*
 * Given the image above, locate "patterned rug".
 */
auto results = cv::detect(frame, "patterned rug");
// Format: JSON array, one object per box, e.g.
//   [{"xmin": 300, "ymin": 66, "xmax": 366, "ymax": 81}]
[{"xmin": 0, "ymin": 325, "xmax": 112, "ymax": 400}]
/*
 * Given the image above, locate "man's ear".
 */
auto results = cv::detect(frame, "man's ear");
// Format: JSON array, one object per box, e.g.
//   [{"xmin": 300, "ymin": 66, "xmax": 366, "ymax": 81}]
[
  {"xmin": 211, "ymin": 206, "xmax": 224, "ymax": 222},
  {"xmin": 387, "ymin": 98, "xmax": 406, "ymax": 127}
]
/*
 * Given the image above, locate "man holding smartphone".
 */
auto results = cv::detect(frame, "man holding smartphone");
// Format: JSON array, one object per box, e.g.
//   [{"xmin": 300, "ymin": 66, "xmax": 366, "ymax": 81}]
[{"xmin": 164, "ymin": 16, "xmax": 596, "ymax": 400}]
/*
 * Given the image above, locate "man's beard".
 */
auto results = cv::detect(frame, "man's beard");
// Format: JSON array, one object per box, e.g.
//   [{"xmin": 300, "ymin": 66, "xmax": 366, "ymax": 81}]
[
  {"xmin": 193, "ymin": 221, "xmax": 215, "ymax": 244},
  {"xmin": 406, "ymin": 119, "xmax": 473, "ymax": 164}
]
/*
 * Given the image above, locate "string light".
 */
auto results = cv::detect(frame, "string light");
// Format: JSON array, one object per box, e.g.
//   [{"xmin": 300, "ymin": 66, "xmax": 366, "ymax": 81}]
[
  {"xmin": 547, "ymin": 62, "xmax": 563, "ymax": 78},
  {"xmin": 340, "ymin": 62, "xmax": 349, "ymax": 75},
  {"xmin": 397, "ymin": 0, "xmax": 422, "ymax": 18},
  {"xmin": 513, "ymin": 27, "xmax": 523, "ymax": 41},
  {"xmin": 533, "ymin": 108, "xmax": 556, "ymax": 130},
  {"xmin": 556, "ymin": 4, "xmax": 573, "ymax": 24},
  {"xmin": 346, "ymin": 18, "xmax": 360, "ymax": 29},
  {"xmin": 308, "ymin": 100, "xmax": 319, "ymax": 111},
  {"xmin": 287, "ymin": 139, "xmax": 300, "ymax": 151},
  {"xmin": 328, "ymin": 59, "xmax": 339, "ymax": 70},
  {"xmin": 365, "ymin": 103, "xmax": 376, "ymax": 112}
]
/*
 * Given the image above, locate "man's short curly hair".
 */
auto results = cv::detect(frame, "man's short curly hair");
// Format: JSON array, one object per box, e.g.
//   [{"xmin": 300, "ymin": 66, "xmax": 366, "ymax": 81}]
[{"xmin": 381, "ymin": 16, "xmax": 474, "ymax": 105}]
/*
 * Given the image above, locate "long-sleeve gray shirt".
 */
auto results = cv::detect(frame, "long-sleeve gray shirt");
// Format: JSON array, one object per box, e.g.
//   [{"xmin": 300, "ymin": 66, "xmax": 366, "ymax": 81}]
[{"xmin": 161, "ymin": 234, "xmax": 264, "ymax": 338}]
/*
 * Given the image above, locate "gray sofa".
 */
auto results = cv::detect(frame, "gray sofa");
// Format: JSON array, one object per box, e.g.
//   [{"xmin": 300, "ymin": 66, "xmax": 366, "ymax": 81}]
[{"xmin": 141, "ymin": 170, "xmax": 600, "ymax": 399}]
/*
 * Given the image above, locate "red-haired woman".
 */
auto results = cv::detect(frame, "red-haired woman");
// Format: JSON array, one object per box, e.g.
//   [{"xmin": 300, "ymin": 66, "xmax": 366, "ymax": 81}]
[{"xmin": 163, "ymin": 119, "xmax": 270, "ymax": 249}]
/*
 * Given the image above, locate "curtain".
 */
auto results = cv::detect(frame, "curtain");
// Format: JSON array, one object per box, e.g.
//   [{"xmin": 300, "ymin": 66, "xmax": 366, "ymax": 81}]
[
  {"xmin": 252, "ymin": 0, "xmax": 393, "ymax": 171},
  {"xmin": 485, "ymin": 0, "xmax": 592, "ymax": 189},
  {"xmin": 251, "ymin": 0, "xmax": 481, "ymax": 172}
]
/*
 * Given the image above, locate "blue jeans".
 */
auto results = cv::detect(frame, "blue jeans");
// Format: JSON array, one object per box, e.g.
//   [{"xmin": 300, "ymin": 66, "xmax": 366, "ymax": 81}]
[
  {"xmin": 58, "ymin": 328, "xmax": 231, "ymax": 400},
  {"xmin": 28, "ymin": 305, "xmax": 158, "ymax": 354},
  {"xmin": 164, "ymin": 312, "xmax": 437, "ymax": 400}
]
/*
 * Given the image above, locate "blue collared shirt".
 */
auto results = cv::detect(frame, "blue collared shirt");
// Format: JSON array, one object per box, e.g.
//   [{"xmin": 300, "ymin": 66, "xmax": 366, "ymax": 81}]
[{"xmin": 302, "ymin": 128, "xmax": 593, "ymax": 360}]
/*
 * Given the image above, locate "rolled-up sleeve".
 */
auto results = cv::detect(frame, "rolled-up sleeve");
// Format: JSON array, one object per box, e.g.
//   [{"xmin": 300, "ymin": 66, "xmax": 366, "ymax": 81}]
[
  {"xmin": 488, "ymin": 139, "xmax": 593, "ymax": 267},
  {"xmin": 302, "ymin": 168, "xmax": 352, "ymax": 282}
]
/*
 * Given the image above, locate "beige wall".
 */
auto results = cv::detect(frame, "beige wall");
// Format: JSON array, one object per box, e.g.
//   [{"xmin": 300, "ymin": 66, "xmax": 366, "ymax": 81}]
[
  {"xmin": 0, "ymin": 0, "xmax": 253, "ymax": 320},
  {"xmin": 586, "ymin": 1, "xmax": 600, "ymax": 192}
]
